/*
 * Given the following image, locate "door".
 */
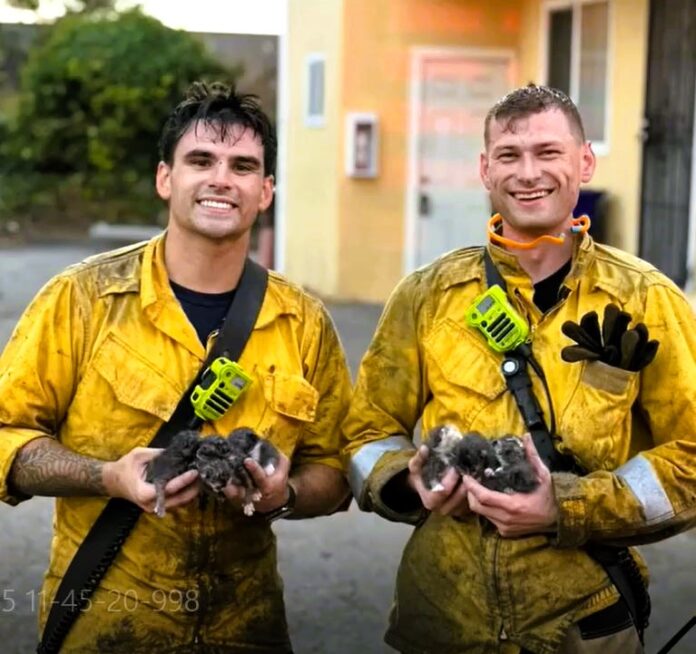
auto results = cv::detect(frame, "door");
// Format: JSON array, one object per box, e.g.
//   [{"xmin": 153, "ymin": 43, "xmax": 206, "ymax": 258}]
[
  {"xmin": 410, "ymin": 50, "xmax": 515, "ymax": 269},
  {"xmin": 639, "ymin": 0, "xmax": 696, "ymax": 287}
]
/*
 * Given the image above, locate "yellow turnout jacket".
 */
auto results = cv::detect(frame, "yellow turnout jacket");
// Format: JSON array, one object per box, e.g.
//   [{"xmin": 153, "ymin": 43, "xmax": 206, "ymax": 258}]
[{"xmin": 342, "ymin": 236, "xmax": 696, "ymax": 654}]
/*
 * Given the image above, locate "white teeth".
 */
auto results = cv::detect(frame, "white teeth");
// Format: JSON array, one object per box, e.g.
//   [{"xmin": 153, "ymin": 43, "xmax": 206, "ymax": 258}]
[
  {"xmin": 200, "ymin": 200, "xmax": 234, "ymax": 209},
  {"xmin": 515, "ymin": 190, "xmax": 550, "ymax": 200}
]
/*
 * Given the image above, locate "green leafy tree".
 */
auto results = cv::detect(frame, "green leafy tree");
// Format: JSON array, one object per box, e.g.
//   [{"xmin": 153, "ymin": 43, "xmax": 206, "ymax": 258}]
[
  {"xmin": 1, "ymin": 8, "xmax": 235, "ymax": 224},
  {"xmin": 7, "ymin": 0, "xmax": 117, "ymax": 14}
]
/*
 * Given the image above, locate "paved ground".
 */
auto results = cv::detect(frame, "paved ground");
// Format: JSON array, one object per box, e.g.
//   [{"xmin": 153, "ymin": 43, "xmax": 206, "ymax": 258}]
[{"xmin": 0, "ymin": 243, "xmax": 694, "ymax": 653}]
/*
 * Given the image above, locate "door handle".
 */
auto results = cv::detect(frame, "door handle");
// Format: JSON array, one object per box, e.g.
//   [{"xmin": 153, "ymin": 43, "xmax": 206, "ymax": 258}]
[{"xmin": 419, "ymin": 192, "xmax": 432, "ymax": 217}]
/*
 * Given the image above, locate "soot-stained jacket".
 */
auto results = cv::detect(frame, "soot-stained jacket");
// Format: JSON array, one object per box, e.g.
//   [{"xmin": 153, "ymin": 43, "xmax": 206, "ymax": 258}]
[{"xmin": 342, "ymin": 235, "xmax": 696, "ymax": 654}]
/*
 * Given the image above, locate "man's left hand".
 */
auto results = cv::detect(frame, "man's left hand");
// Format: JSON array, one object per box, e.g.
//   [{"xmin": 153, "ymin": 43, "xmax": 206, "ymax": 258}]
[
  {"xmin": 222, "ymin": 451, "xmax": 293, "ymax": 514},
  {"xmin": 462, "ymin": 435, "xmax": 558, "ymax": 537}
]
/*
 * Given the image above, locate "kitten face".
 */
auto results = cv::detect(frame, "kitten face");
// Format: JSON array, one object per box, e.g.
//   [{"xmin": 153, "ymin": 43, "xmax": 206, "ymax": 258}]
[
  {"xmin": 429, "ymin": 425, "xmax": 463, "ymax": 460},
  {"xmin": 492, "ymin": 436, "xmax": 526, "ymax": 466}
]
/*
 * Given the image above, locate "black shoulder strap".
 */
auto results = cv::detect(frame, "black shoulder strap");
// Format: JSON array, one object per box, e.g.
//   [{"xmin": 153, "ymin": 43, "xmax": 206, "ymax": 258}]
[
  {"xmin": 38, "ymin": 259, "xmax": 268, "ymax": 654},
  {"xmin": 482, "ymin": 250, "xmax": 564, "ymax": 468}
]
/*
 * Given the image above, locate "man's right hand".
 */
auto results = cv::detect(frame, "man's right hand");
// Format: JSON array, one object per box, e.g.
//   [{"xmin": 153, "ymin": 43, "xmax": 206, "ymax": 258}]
[
  {"xmin": 103, "ymin": 448, "xmax": 199, "ymax": 514},
  {"xmin": 407, "ymin": 445, "xmax": 471, "ymax": 518}
]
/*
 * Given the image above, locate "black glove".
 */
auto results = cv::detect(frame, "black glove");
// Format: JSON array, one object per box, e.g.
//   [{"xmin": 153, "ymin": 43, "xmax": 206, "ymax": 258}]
[{"xmin": 561, "ymin": 303, "xmax": 659, "ymax": 372}]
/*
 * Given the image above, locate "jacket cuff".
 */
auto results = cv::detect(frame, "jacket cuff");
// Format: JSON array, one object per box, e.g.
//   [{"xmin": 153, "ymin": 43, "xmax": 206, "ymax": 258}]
[
  {"xmin": 551, "ymin": 472, "xmax": 588, "ymax": 548},
  {"xmin": 0, "ymin": 429, "xmax": 50, "ymax": 505},
  {"xmin": 366, "ymin": 450, "xmax": 426, "ymax": 525}
]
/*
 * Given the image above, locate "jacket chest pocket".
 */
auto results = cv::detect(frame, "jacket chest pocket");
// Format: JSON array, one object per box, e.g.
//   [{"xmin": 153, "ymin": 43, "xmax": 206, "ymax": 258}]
[
  {"xmin": 255, "ymin": 370, "xmax": 319, "ymax": 456},
  {"xmin": 558, "ymin": 361, "xmax": 639, "ymax": 471},
  {"xmin": 424, "ymin": 318, "xmax": 506, "ymax": 429},
  {"xmin": 67, "ymin": 332, "xmax": 184, "ymax": 458}
]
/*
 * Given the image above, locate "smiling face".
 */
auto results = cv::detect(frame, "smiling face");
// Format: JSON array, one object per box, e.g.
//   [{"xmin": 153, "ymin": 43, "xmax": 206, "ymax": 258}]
[
  {"xmin": 155, "ymin": 120, "xmax": 274, "ymax": 245},
  {"xmin": 479, "ymin": 108, "xmax": 596, "ymax": 237}
]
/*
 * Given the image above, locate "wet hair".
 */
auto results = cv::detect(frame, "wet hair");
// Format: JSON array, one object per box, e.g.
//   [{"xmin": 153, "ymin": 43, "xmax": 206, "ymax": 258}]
[
  {"xmin": 158, "ymin": 81, "xmax": 277, "ymax": 176},
  {"xmin": 484, "ymin": 84, "xmax": 586, "ymax": 147}
]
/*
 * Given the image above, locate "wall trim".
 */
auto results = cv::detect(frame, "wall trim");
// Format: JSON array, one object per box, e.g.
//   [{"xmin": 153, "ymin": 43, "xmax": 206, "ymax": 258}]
[{"xmin": 274, "ymin": 0, "xmax": 289, "ymax": 273}]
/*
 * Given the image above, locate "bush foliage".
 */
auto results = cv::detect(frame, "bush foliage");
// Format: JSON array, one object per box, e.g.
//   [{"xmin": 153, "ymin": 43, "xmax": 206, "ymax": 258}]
[{"xmin": 0, "ymin": 9, "xmax": 236, "ymax": 225}]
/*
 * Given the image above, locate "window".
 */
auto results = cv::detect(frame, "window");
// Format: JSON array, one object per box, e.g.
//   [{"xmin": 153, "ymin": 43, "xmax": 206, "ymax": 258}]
[
  {"xmin": 305, "ymin": 54, "xmax": 325, "ymax": 128},
  {"xmin": 544, "ymin": 0, "xmax": 609, "ymax": 148}
]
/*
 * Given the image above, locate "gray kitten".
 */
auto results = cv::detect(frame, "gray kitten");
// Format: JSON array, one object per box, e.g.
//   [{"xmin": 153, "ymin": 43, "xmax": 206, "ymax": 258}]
[
  {"xmin": 196, "ymin": 427, "xmax": 280, "ymax": 515},
  {"xmin": 484, "ymin": 436, "xmax": 539, "ymax": 493},
  {"xmin": 145, "ymin": 430, "xmax": 201, "ymax": 518}
]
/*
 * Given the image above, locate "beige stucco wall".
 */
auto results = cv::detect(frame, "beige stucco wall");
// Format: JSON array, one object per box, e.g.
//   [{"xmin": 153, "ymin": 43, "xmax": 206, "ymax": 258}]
[
  {"xmin": 283, "ymin": 0, "xmax": 344, "ymax": 297},
  {"xmin": 335, "ymin": 0, "xmax": 527, "ymax": 302}
]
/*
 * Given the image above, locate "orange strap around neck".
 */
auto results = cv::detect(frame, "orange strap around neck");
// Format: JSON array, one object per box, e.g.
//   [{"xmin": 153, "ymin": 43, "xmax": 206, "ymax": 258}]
[{"xmin": 487, "ymin": 213, "xmax": 590, "ymax": 250}]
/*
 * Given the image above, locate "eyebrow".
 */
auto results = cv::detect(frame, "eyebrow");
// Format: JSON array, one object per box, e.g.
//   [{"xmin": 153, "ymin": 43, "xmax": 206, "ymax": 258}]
[
  {"xmin": 182, "ymin": 149, "xmax": 262, "ymax": 169},
  {"xmin": 492, "ymin": 140, "xmax": 566, "ymax": 155},
  {"xmin": 232, "ymin": 155, "xmax": 262, "ymax": 168},
  {"xmin": 182, "ymin": 148, "xmax": 215, "ymax": 161},
  {"xmin": 534, "ymin": 141, "xmax": 565, "ymax": 149}
]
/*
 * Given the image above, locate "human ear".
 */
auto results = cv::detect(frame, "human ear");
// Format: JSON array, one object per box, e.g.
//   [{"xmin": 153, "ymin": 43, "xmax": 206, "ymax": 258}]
[
  {"xmin": 258, "ymin": 175, "xmax": 275, "ymax": 212},
  {"xmin": 155, "ymin": 161, "xmax": 172, "ymax": 201},
  {"xmin": 479, "ymin": 152, "xmax": 492, "ymax": 190},
  {"xmin": 580, "ymin": 142, "xmax": 596, "ymax": 183}
]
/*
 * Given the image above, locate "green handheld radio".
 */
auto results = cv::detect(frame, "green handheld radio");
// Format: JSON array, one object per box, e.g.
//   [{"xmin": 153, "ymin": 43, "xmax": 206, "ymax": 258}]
[
  {"xmin": 465, "ymin": 285, "xmax": 529, "ymax": 353},
  {"xmin": 190, "ymin": 357, "xmax": 253, "ymax": 422}
]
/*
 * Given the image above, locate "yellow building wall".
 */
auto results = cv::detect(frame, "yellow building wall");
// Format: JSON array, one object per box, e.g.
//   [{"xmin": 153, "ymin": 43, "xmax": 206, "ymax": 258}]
[
  {"xmin": 285, "ymin": 0, "xmax": 649, "ymax": 302},
  {"xmin": 284, "ymin": 0, "xmax": 344, "ymax": 296},
  {"xmin": 336, "ymin": 0, "xmax": 526, "ymax": 302},
  {"xmin": 518, "ymin": 0, "xmax": 650, "ymax": 254}
]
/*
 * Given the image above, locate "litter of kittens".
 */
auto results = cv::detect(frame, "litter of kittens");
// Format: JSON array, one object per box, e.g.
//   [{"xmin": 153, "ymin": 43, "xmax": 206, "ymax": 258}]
[
  {"xmin": 421, "ymin": 425, "xmax": 538, "ymax": 494},
  {"xmin": 145, "ymin": 427, "xmax": 279, "ymax": 517}
]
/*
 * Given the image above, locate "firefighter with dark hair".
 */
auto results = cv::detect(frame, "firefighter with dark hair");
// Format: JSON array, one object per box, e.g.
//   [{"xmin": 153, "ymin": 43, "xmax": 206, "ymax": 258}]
[{"xmin": 0, "ymin": 81, "xmax": 351, "ymax": 653}]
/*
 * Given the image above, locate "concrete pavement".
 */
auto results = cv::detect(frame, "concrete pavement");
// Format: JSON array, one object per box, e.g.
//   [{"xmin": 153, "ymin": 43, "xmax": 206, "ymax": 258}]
[{"xmin": 0, "ymin": 242, "xmax": 694, "ymax": 653}]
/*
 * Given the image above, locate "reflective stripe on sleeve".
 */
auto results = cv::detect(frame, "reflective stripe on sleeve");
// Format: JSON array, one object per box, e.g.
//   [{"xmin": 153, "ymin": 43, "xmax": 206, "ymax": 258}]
[
  {"xmin": 615, "ymin": 454, "xmax": 675, "ymax": 524},
  {"xmin": 348, "ymin": 435, "xmax": 414, "ymax": 501}
]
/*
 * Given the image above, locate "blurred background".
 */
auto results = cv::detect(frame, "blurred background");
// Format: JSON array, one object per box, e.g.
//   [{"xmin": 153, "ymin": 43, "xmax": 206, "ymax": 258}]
[
  {"xmin": 0, "ymin": 0, "xmax": 694, "ymax": 295},
  {"xmin": 0, "ymin": 0, "xmax": 695, "ymax": 652},
  {"xmin": 0, "ymin": 0, "xmax": 279, "ymax": 261}
]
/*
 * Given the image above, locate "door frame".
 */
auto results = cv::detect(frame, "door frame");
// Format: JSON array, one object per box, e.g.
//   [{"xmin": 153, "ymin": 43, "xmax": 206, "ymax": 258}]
[
  {"xmin": 638, "ymin": 0, "xmax": 696, "ymax": 287},
  {"xmin": 687, "ymin": 85, "xmax": 696, "ymax": 292},
  {"xmin": 273, "ymin": 0, "xmax": 290, "ymax": 273},
  {"xmin": 403, "ymin": 47, "xmax": 516, "ymax": 274}
]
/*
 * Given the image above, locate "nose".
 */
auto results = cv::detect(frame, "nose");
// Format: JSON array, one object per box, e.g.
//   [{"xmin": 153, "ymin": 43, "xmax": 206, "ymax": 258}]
[
  {"xmin": 516, "ymin": 153, "xmax": 541, "ymax": 185},
  {"xmin": 208, "ymin": 160, "xmax": 233, "ymax": 189}
]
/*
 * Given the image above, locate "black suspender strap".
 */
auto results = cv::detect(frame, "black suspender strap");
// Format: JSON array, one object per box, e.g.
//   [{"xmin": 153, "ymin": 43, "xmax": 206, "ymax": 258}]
[
  {"xmin": 482, "ymin": 249, "xmax": 650, "ymax": 638},
  {"xmin": 482, "ymin": 251, "xmax": 567, "ymax": 470},
  {"xmin": 499, "ymin": 352, "xmax": 561, "ymax": 467},
  {"xmin": 37, "ymin": 259, "xmax": 268, "ymax": 654}
]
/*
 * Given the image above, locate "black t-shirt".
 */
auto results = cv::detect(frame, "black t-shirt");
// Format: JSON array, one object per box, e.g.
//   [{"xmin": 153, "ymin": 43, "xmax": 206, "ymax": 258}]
[
  {"xmin": 532, "ymin": 259, "xmax": 571, "ymax": 313},
  {"xmin": 170, "ymin": 280, "xmax": 236, "ymax": 346}
]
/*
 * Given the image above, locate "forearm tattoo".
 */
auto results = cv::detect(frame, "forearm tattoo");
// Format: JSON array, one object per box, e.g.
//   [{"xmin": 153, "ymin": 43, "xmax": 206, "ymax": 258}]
[{"xmin": 9, "ymin": 438, "xmax": 106, "ymax": 497}]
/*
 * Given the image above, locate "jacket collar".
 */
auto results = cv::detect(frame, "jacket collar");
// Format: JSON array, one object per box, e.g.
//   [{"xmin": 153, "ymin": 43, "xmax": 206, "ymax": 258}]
[
  {"xmin": 484, "ymin": 232, "xmax": 597, "ymax": 292},
  {"xmin": 437, "ymin": 232, "xmax": 600, "ymax": 294},
  {"xmin": 138, "ymin": 234, "xmax": 301, "ymax": 355},
  {"xmin": 93, "ymin": 233, "xmax": 302, "ymax": 358}
]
